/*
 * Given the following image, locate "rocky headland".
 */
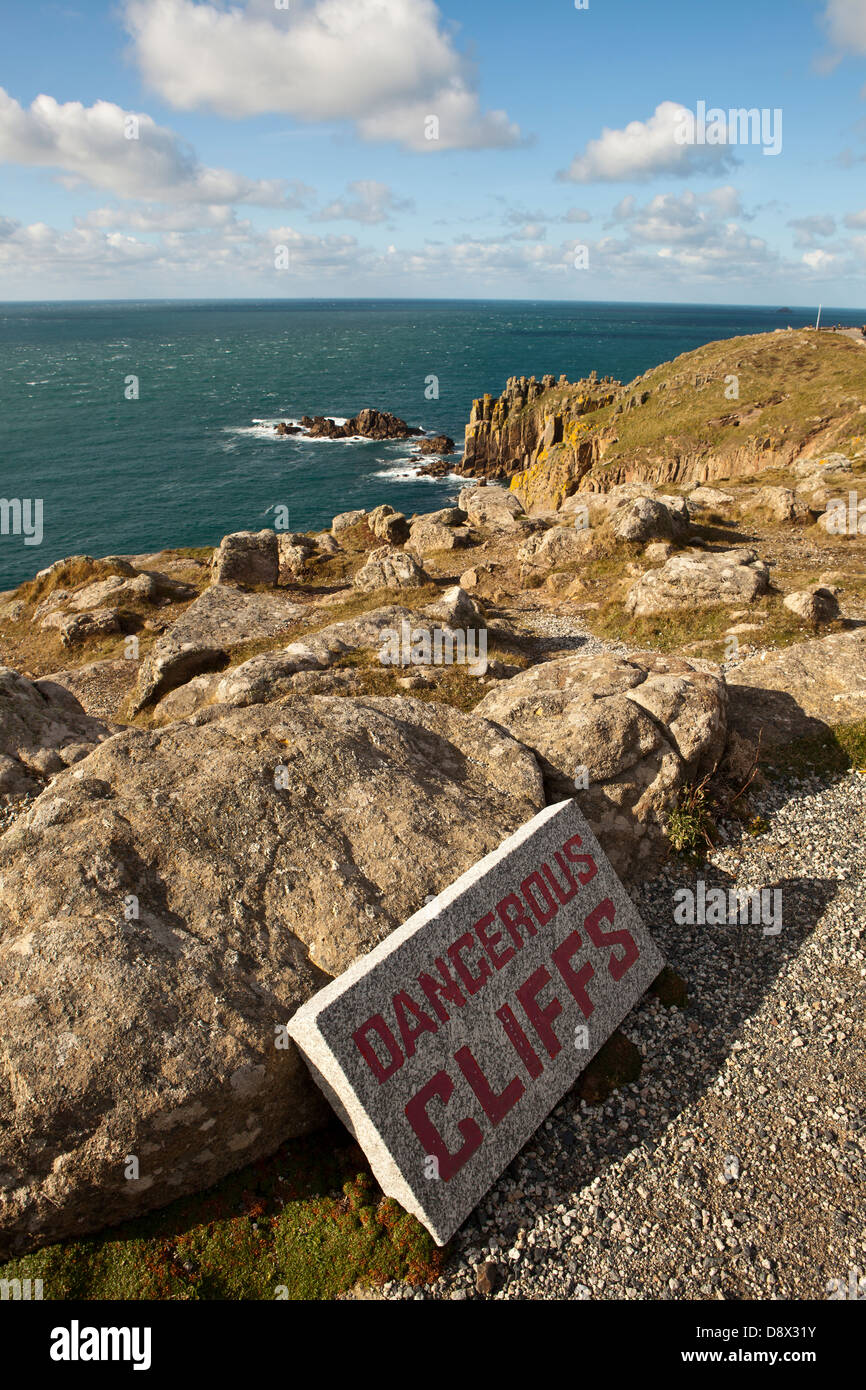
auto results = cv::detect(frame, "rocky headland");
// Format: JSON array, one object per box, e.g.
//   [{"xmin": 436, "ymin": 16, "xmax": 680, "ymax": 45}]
[{"xmin": 0, "ymin": 327, "xmax": 864, "ymax": 1298}]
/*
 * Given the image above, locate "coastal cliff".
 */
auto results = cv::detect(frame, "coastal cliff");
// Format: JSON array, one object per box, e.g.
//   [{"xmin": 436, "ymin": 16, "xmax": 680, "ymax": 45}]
[{"xmin": 456, "ymin": 328, "xmax": 866, "ymax": 512}]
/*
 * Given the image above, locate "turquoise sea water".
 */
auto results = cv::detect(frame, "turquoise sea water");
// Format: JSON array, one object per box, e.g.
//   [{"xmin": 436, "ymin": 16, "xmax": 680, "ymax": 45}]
[{"xmin": 1, "ymin": 297, "xmax": 865, "ymax": 590}]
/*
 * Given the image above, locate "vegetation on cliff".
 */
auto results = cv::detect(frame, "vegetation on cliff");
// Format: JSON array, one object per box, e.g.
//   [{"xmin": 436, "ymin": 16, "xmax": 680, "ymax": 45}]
[{"xmin": 460, "ymin": 329, "xmax": 866, "ymax": 511}]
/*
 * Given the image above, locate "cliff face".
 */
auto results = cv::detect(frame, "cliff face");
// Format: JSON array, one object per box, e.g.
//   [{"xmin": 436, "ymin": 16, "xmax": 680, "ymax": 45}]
[
  {"xmin": 461, "ymin": 371, "xmax": 620, "ymax": 481},
  {"xmin": 457, "ymin": 329, "xmax": 866, "ymax": 512}
]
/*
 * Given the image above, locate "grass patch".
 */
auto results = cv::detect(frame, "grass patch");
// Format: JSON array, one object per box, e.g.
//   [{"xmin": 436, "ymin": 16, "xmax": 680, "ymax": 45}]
[
  {"xmin": 0, "ymin": 1119, "xmax": 442, "ymax": 1301},
  {"xmin": 666, "ymin": 777, "xmax": 715, "ymax": 857},
  {"xmin": 763, "ymin": 717, "xmax": 866, "ymax": 778},
  {"xmin": 14, "ymin": 556, "xmax": 134, "ymax": 606},
  {"xmin": 582, "ymin": 583, "xmax": 843, "ymax": 660}
]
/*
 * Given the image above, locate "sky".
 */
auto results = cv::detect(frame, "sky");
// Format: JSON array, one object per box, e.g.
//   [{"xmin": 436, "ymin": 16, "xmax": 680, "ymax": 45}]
[{"xmin": 0, "ymin": 0, "xmax": 865, "ymax": 304}]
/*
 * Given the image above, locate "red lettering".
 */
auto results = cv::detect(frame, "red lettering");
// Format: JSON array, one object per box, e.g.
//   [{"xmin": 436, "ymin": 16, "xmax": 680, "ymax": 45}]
[
  {"xmin": 446, "ymin": 932, "xmax": 492, "ymax": 996},
  {"xmin": 584, "ymin": 898, "xmax": 639, "ymax": 981},
  {"xmin": 353, "ymin": 1014, "xmax": 403, "ymax": 1083},
  {"xmin": 541, "ymin": 856, "xmax": 578, "ymax": 905},
  {"xmin": 418, "ymin": 957, "xmax": 465, "ymax": 1023},
  {"xmin": 455, "ymin": 1045, "xmax": 524, "ymax": 1125},
  {"xmin": 520, "ymin": 871, "xmax": 559, "ymax": 928},
  {"xmin": 516, "ymin": 967, "xmax": 563, "ymax": 1059},
  {"xmin": 392, "ymin": 990, "xmax": 438, "ymax": 1058},
  {"xmin": 561, "ymin": 835, "xmax": 597, "ymax": 885},
  {"xmin": 497, "ymin": 891, "xmax": 537, "ymax": 945},
  {"xmin": 404, "ymin": 1070, "xmax": 483, "ymax": 1182},
  {"xmin": 551, "ymin": 930, "xmax": 596, "ymax": 1019},
  {"xmin": 475, "ymin": 910, "xmax": 516, "ymax": 970},
  {"xmin": 496, "ymin": 1002, "xmax": 543, "ymax": 1079}
]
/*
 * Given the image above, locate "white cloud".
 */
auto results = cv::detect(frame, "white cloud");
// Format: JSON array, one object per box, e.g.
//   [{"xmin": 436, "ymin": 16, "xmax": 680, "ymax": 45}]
[
  {"xmin": 802, "ymin": 248, "xmax": 838, "ymax": 270},
  {"xmin": 124, "ymin": 0, "xmax": 522, "ymax": 151},
  {"xmin": 315, "ymin": 180, "xmax": 413, "ymax": 224},
  {"xmin": 843, "ymin": 207, "xmax": 866, "ymax": 227},
  {"xmin": 558, "ymin": 101, "xmax": 739, "ymax": 183},
  {"xmin": 508, "ymin": 223, "xmax": 547, "ymax": 241},
  {"xmin": 610, "ymin": 195, "xmax": 637, "ymax": 222},
  {"xmin": 788, "ymin": 214, "xmax": 837, "ymax": 246},
  {"xmin": 604, "ymin": 188, "xmax": 750, "ymax": 240},
  {"xmin": 76, "ymin": 204, "xmax": 253, "ymax": 231},
  {"xmin": 2, "ymin": 191, "xmax": 858, "ymax": 296},
  {"xmin": 0, "ymin": 211, "xmax": 377, "ymax": 287},
  {"xmin": 822, "ymin": 0, "xmax": 866, "ymax": 55},
  {"xmin": 590, "ymin": 187, "xmax": 776, "ymax": 281},
  {"xmin": 0, "ymin": 87, "xmax": 309, "ymax": 205},
  {"xmin": 702, "ymin": 185, "xmax": 744, "ymax": 218}
]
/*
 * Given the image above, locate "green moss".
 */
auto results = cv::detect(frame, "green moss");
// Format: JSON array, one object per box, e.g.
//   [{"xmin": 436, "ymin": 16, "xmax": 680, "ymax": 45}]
[{"xmin": 0, "ymin": 1121, "xmax": 442, "ymax": 1301}]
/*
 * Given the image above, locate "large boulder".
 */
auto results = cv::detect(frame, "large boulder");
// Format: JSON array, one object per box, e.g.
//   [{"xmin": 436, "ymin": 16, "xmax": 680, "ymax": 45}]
[
  {"xmin": 0, "ymin": 668, "xmax": 116, "ymax": 806},
  {"xmin": 331, "ymin": 509, "xmax": 367, "ymax": 535},
  {"xmin": 130, "ymin": 586, "xmax": 307, "ymax": 712},
  {"xmin": 206, "ymin": 603, "xmax": 491, "ymax": 711},
  {"xmin": 378, "ymin": 513, "xmax": 411, "ymax": 545},
  {"xmin": 416, "ymin": 435, "xmax": 456, "ymax": 455},
  {"xmin": 353, "ymin": 546, "xmax": 429, "ymax": 592},
  {"xmin": 211, "ymin": 530, "xmax": 279, "ymax": 588},
  {"xmin": 58, "ymin": 608, "xmax": 121, "ymax": 648},
  {"xmin": 407, "ymin": 519, "xmax": 471, "ymax": 554},
  {"xmin": 608, "ymin": 495, "xmax": 690, "ymax": 544},
  {"xmin": 782, "ymin": 588, "xmax": 840, "ymax": 624},
  {"xmin": 40, "ymin": 660, "xmax": 137, "ymax": 723},
  {"xmin": 421, "ymin": 586, "xmax": 485, "ymax": 628},
  {"xmin": 367, "ymin": 506, "xmax": 410, "ymax": 544},
  {"xmin": 518, "ymin": 525, "xmax": 594, "ymax": 569},
  {"xmin": 740, "ymin": 487, "xmax": 811, "ymax": 525},
  {"xmin": 792, "ymin": 453, "xmax": 853, "ymax": 478},
  {"xmin": 64, "ymin": 571, "xmax": 196, "ymax": 612},
  {"xmin": 726, "ymin": 628, "xmax": 866, "ymax": 746},
  {"xmin": 277, "ymin": 533, "xmax": 315, "ymax": 581},
  {"xmin": 475, "ymin": 651, "xmax": 727, "ymax": 879},
  {"xmin": 817, "ymin": 495, "xmax": 866, "ymax": 536},
  {"xmin": 0, "ymin": 696, "xmax": 543, "ymax": 1256},
  {"xmin": 210, "ymin": 606, "xmax": 414, "ymax": 708},
  {"xmin": 688, "ymin": 486, "xmax": 734, "ymax": 509},
  {"xmin": 625, "ymin": 548, "xmax": 770, "ymax": 616},
  {"xmin": 458, "ymin": 486, "xmax": 524, "ymax": 528}
]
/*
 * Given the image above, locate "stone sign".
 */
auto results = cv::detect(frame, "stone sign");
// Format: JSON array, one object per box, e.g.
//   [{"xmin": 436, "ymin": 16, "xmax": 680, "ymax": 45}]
[{"xmin": 288, "ymin": 799, "xmax": 665, "ymax": 1246}]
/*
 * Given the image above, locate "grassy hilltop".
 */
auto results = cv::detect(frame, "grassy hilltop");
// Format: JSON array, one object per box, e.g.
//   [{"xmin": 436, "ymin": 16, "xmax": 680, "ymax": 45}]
[{"xmin": 461, "ymin": 329, "xmax": 866, "ymax": 510}]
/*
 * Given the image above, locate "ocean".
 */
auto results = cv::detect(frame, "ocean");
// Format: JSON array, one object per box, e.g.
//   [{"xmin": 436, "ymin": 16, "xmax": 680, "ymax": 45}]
[{"xmin": 1, "ymin": 297, "xmax": 864, "ymax": 591}]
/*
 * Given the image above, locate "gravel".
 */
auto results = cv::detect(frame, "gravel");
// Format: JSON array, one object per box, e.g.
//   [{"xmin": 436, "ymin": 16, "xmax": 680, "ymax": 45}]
[
  {"xmin": 379, "ymin": 767, "xmax": 866, "ymax": 1301},
  {"xmin": 507, "ymin": 609, "xmax": 630, "ymax": 661}
]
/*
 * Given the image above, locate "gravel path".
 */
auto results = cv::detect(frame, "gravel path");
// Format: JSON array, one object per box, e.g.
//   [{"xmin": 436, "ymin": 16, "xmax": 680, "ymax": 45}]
[
  {"xmin": 505, "ymin": 608, "xmax": 630, "ymax": 660},
  {"xmin": 378, "ymin": 768, "xmax": 866, "ymax": 1301}
]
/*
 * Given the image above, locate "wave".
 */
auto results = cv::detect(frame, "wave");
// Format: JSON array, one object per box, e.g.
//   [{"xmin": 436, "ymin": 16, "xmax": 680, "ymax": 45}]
[
  {"xmin": 370, "ymin": 462, "xmax": 464, "ymax": 483},
  {"xmin": 222, "ymin": 415, "xmax": 366, "ymax": 443}
]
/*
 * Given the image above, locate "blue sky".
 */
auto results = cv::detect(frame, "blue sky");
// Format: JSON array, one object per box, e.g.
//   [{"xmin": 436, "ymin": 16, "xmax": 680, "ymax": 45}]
[{"xmin": 1, "ymin": 0, "xmax": 865, "ymax": 303}]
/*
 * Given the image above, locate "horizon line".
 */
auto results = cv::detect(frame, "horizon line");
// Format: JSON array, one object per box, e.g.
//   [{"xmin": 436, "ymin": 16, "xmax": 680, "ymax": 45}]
[{"xmin": 1, "ymin": 295, "xmax": 865, "ymax": 313}]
